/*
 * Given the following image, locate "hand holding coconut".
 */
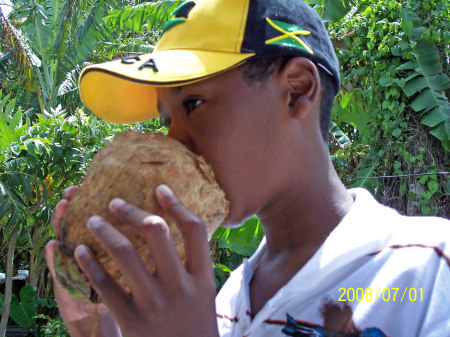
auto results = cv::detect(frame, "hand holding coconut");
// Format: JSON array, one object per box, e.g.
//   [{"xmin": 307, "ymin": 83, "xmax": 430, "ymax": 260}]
[
  {"xmin": 45, "ymin": 132, "xmax": 227, "ymax": 337},
  {"xmin": 45, "ymin": 187, "xmax": 120, "ymax": 337},
  {"xmin": 73, "ymin": 185, "xmax": 220, "ymax": 337}
]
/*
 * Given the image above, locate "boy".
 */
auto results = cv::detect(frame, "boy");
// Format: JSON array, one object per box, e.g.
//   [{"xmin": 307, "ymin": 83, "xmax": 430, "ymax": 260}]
[{"xmin": 45, "ymin": 0, "xmax": 450, "ymax": 336}]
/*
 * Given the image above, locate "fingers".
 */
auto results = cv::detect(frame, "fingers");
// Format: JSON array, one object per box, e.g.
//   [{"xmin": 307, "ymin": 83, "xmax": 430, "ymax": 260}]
[
  {"xmin": 50, "ymin": 200, "xmax": 69, "ymax": 236},
  {"xmin": 63, "ymin": 186, "xmax": 78, "ymax": 200},
  {"xmin": 85, "ymin": 216, "xmax": 157, "ymax": 292},
  {"xmin": 45, "ymin": 240, "xmax": 100, "ymax": 323},
  {"xmin": 50, "ymin": 186, "xmax": 78, "ymax": 236},
  {"xmin": 74, "ymin": 244, "xmax": 135, "ymax": 323},
  {"xmin": 45, "ymin": 240, "xmax": 58, "ymax": 280},
  {"xmin": 108, "ymin": 199, "xmax": 184, "ymax": 283},
  {"xmin": 155, "ymin": 185, "xmax": 212, "ymax": 279}
]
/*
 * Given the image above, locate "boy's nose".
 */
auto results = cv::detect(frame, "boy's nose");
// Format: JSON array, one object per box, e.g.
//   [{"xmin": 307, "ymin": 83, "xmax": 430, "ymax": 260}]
[{"xmin": 167, "ymin": 125, "xmax": 194, "ymax": 153}]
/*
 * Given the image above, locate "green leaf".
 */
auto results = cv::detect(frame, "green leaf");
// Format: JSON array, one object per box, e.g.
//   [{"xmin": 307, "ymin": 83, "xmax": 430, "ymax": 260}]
[
  {"xmin": 10, "ymin": 142, "xmax": 21, "ymax": 155},
  {"xmin": 427, "ymin": 74, "xmax": 450, "ymax": 92},
  {"xmin": 415, "ymin": 39, "xmax": 443, "ymax": 76},
  {"xmin": 347, "ymin": 166, "xmax": 375, "ymax": 189},
  {"xmin": 8, "ymin": 285, "xmax": 37, "ymax": 329},
  {"xmin": 0, "ymin": 198, "xmax": 12, "ymax": 220},
  {"xmin": 396, "ymin": 60, "xmax": 417, "ymax": 71},
  {"xmin": 402, "ymin": 10, "xmax": 425, "ymax": 41},
  {"xmin": 418, "ymin": 175, "xmax": 428, "ymax": 185},
  {"xmin": 216, "ymin": 216, "xmax": 264, "ymax": 257},
  {"xmin": 427, "ymin": 180, "xmax": 439, "ymax": 195},
  {"xmin": 429, "ymin": 123, "xmax": 448, "ymax": 142},
  {"xmin": 105, "ymin": 1, "xmax": 180, "ymax": 33},
  {"xmin": 402, "ymin": 76, "xmax": 427, "ymax": 97},
  {"xmin": 0, "ymin": 114, "xmax": 14, "ymax": 148},
  {"xmin": 421, "ymin": 107, "xmax": 446, "ymax": 127},
  {"xmin": 20, "ymin": 174, "xmax": 32, "ymax": 202},
  {"xmin": 23, "ymin": 139, "xmax": 37, "ymax": 157},
  {"xmin": 410, "ymin": 89, "xmax": 439, "ymax": 112},
  {"xmin": 330, "ymin": 122, "xmax": 351, "ymax": 145},
  {"xmin": 322, "ymin": 0, "xmax": 355, "ymax": 23},
  {"xmin": 390, "ymin": 46, "xmax": 401, "ymax": 56},
  {"xmin": 379, "ymin": 74, "xmax": 394, "ymax": 87}
]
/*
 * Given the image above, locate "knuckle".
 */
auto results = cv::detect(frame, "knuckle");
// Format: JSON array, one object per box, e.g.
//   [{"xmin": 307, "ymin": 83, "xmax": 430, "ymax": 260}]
[
  {"xmin": 110, "ymin": 239, "xmax": 134, "ymax": 256},
  {"xmin": 91, "ymin": 270, "xmax": 111, "ymax": 288},
  {"xmin": 117, "ymin": 203, "xmax": 137, "ymax": 219},
  {"xmin": 167, "ymin": 198, "xmax": 184, "ymax": 213},
  {"xmin": 186, "ymin": 215, "xmax": 207, "ymax": 234},
  {"xmin": 171, "ymin": 280, "xmax": 193, "ymax": 298},
  {"xmin": 185, "ymin": 214, "xmax": 202, "ymax": 227}
]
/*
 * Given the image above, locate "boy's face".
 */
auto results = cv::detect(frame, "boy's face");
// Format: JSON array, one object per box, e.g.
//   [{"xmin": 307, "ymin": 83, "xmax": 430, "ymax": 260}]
[{"xmin": 157, "ymin": 67, "xmax": 295, "ymax": 226}]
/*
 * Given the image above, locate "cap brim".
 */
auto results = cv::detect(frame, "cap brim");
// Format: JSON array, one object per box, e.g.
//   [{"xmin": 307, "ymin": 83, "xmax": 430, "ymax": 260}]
[{"xmin": 79, "ymin": 49, "xmax": 254, "ymax": 124}]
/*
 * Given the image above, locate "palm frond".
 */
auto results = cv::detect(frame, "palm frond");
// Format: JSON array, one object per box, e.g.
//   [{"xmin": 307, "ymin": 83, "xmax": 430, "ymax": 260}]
[
  {"xmin": 0, "ymin": 6, "xmax": 40, "ymax": 92},
  {"xmin": 105, "ymin": 0, "xmax": 180, "ymax": 33},
  {"xmin": 399, "ymin": 9, "xmax": 450, "ymax": 150}
]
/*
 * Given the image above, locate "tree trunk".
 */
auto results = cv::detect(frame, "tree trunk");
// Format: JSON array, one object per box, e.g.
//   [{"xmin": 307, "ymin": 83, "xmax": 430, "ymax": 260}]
[{"xmin": 0, "ymin": 229, "xmax": 19, "ymax": 337}]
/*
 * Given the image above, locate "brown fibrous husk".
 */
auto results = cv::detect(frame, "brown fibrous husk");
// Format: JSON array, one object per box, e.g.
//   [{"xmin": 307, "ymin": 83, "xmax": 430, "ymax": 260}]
[{"xmin": 54, "ymin": 131, "xmax": 228, "ymax": 302}]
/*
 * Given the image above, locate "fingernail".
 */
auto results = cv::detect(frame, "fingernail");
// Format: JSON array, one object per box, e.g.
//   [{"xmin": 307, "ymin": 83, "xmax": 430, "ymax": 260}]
[
  {"xmin": 109, "ymin": 198, "xmax": 125, "ymax": 211},
  {"xmin": 87, "ymin": 215, "xmax": 103, "ymax": 229},
  {"xmin": 74, "ymin": 245, "xmax": 90, "ymax": 259},
  {"xmin": 156, "ymin": 184, "xmax": 173, "ymax": 198},
  {"xmin": 63, "ymin": 187, "xmax": 72, "ymax": 197}
]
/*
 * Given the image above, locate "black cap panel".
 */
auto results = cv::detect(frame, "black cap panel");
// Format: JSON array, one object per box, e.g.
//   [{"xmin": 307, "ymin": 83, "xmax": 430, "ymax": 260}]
[{"xmin": 241, "ymin": 0, "xmax": 340, "ymax": 94}]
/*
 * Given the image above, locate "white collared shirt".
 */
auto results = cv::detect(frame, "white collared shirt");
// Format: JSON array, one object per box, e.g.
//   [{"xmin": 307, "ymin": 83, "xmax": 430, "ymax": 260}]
[{"xmin": 216, "ymin": 188, "xmax": 450, "ymax": 336}]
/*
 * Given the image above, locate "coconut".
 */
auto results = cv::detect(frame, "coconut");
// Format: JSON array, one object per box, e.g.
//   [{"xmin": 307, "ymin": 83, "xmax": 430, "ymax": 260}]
[{"xmin": 53, "ymin": 131, "xmax": 228, "ymax": 302}]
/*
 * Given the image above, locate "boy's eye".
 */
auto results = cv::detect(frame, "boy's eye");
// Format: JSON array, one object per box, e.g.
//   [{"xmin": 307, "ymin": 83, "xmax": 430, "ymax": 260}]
[{"xmin": 183, "ymin": 98, "xmax": 203, "ymax": 114}]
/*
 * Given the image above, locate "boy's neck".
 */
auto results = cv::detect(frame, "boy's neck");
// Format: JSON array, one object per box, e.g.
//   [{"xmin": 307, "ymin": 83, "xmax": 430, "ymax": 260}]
[
  {"xmin": 258, "ymin": 162, "xmax": 353, "ymax": 257},
  {"xmin": 250, "ymin": 160, "xmax": 354, "ymax": 317}
]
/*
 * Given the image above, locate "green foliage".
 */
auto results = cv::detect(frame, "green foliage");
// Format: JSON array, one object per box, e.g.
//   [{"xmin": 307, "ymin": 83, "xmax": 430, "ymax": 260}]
[
  {"xmin": 213, "ymin": 263, "xmax": 233, "ymax": 292},
  {"xmin": 0, "ymin": 285, "xmax": 37, "ymax": 329},
  {"xmin": 0, "ymin": 285, "xmax": 66, "ymax": 334},
  {"xmin": 0, "ymin": 89, "xmax": 168, "ymax": 327},
  {"xmin": 93, "ymin": 1, "xmax": 179, "ymax": 65},
  {"xmin": 306, "ymin": 0, "xmax": 357, "ymax": 23},
  {"xmin": 2, "ymin": 0, "xmax": 118, "ymax": 113},
  {"xmin": 105, "ymin": 1, "xmax": 180, "ymax": 33},
  {"xmin": 36, "ymin": 314, "xmax": 68, "ymax": 337},
  {"xmin": 213, "ymin": 216, "xmax": 264, "ymax": 257},
  {"xmin": 0, "ymin": 90, "xmax": 44, "ymax": 229},
  {"xmin": 329, "ymin": 0, "xmax": 448, "ymax": 216},
  {"xmin": 212, "ymin": 216, "xmax": 264, "ymax": 291},
  {"xmin": 399, "ymin": 9, "xmax": 450, "ymax": 149}
]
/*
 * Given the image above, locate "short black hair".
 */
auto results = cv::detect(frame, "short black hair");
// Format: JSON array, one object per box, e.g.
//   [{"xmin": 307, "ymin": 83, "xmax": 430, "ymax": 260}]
[{"xmin": 240, "ymin": 56, "xmax": 335, "ymax": 142}]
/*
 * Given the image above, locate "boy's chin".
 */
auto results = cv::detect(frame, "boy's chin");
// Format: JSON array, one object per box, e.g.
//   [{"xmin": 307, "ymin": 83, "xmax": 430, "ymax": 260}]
[{"xmin": 218, "ymin": 214, "xmax": 254, "ymax": 229}]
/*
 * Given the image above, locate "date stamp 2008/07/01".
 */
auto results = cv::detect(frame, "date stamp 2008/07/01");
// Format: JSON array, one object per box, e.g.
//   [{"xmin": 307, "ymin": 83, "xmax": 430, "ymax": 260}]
[{"xmin": 338, "ymin": 287, "xmax": 423, "ymax": 303}]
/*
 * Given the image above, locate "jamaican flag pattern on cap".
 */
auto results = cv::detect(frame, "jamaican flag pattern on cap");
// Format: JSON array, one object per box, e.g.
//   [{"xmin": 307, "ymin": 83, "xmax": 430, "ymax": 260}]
[
  {"xmin": 240, "ymin": 0, "xmax": 317, "ymax": 57},
  {"xmin": 264, "ymin": 18, "xmax": 313, "ymax": 55}
]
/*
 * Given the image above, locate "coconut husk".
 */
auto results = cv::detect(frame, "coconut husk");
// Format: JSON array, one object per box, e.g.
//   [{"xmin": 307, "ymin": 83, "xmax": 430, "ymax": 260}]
[{"xmin": 54, "ymin": 131, "xmax": 228, "ymax": 303}]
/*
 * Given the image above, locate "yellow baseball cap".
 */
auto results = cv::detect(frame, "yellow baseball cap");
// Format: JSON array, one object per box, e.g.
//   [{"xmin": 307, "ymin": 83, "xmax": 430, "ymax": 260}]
[{"xmin": 79, "ymin": 0, "xmax": 340, "ymax": 124}]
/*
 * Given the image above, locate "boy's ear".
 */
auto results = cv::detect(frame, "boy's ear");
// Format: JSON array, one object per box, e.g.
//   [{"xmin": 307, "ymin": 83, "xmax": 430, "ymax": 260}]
[{"xmin": 281, "ymin": 57, "xmax": 321, "ymax": 118}]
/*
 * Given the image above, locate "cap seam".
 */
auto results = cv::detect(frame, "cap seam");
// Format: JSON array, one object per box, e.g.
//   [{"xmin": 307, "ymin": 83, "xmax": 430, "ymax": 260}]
[{"xmin": 235, "ymin": 0, "xmax": 250, "ymax": 52}]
